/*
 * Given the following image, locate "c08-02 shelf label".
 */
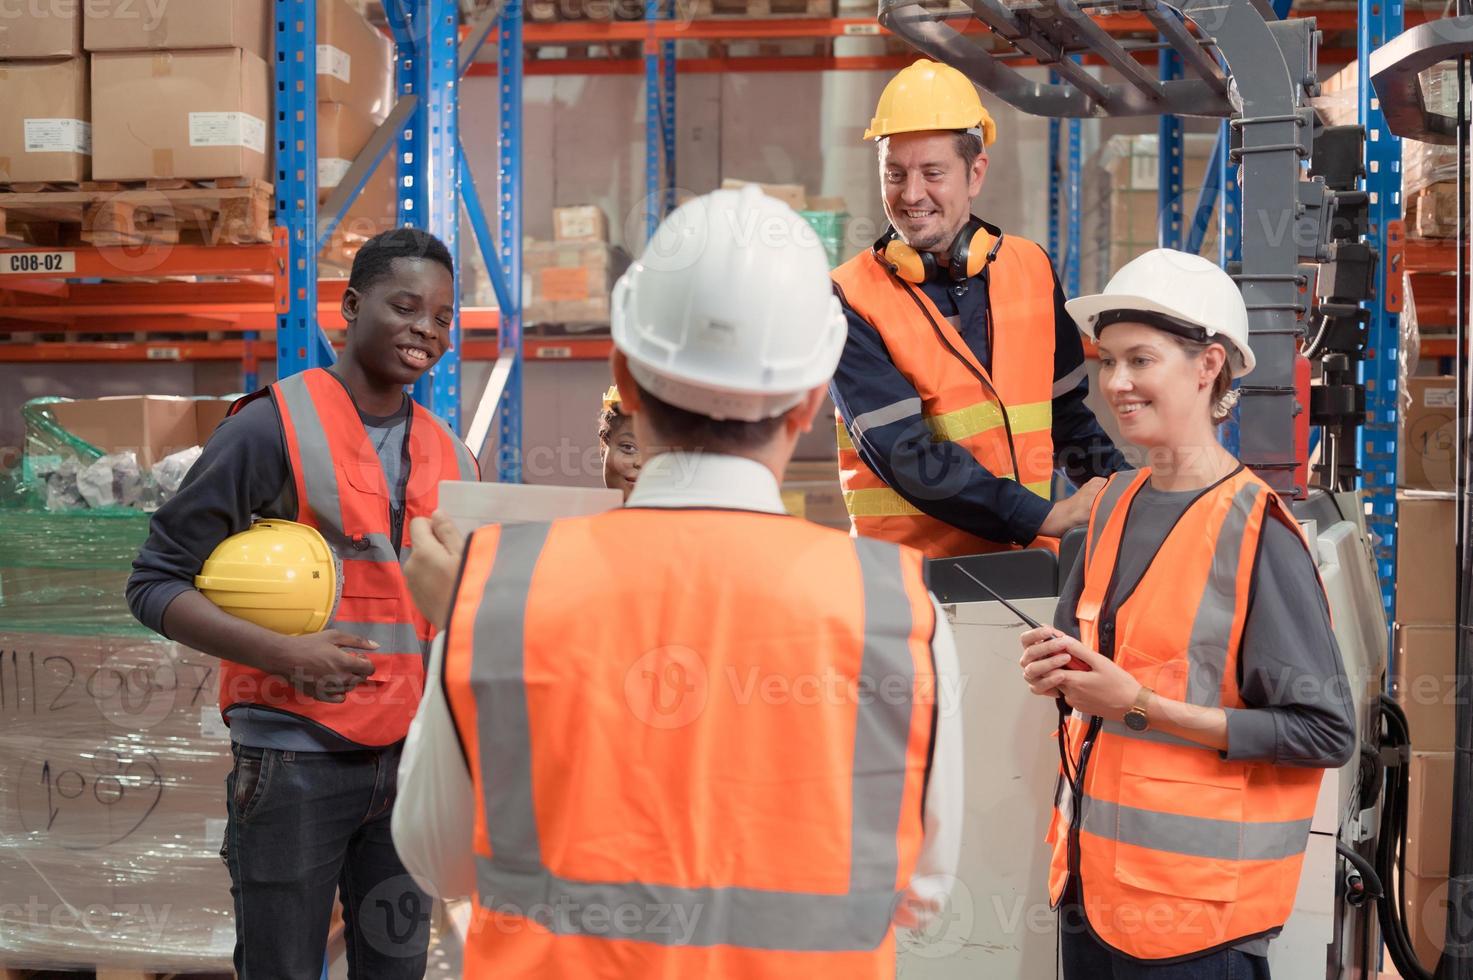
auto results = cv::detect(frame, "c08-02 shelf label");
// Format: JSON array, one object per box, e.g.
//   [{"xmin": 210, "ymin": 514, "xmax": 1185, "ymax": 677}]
[{"xmin": 4, "ymin": 251, "xmax": 75, "ymax": 276}]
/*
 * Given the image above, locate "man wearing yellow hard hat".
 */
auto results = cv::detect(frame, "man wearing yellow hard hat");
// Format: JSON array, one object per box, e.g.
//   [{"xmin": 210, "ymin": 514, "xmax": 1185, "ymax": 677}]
[
  {"xmin": 126, "ymin": 229, "xmax": 478, "ymax": 978},
  {"xmin": 831, "ymin": 59, "xmax": 1127, "ymax": 559}
]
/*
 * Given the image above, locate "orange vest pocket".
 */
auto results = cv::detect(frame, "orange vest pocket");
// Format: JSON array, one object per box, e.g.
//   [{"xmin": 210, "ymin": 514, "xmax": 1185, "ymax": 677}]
[
  {"xmin": 1114, "ymin": 643, "xmax": 1190, "ymax": 703},
  {"xmin": 1107, "ymin": 770, "xmax": 1244, "ymax": 904}
]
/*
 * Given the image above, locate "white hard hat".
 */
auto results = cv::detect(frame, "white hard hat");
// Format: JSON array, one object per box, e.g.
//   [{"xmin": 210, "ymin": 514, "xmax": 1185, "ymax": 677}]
[
  {"xmin": 1065, "ymin": 249, "xmax": 1256, "ymax": 378},
  {"xmin": 611, "ymin": 185, "xmax": 848, "ymax": 422}
]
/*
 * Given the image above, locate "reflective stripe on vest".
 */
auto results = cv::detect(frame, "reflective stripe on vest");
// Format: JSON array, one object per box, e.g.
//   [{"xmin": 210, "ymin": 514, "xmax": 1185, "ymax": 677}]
[
  {"xmin": 466, "ymin": 524, "xmax": 921, "ymax": 951},
  {"xmin": 832, "ymin": 236, "xmax": 1057, "ymax": 559},
  {"xmin": 216, "ymin": 368, "xmax": 478, "ymax": 747},
  {"xmin": 1048, "ymin": 467, "xmax": 1325, "ymax": 960}
]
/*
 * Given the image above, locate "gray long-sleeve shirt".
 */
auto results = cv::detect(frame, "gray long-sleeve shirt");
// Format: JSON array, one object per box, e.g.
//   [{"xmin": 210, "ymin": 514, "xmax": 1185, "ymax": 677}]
[{"xmin": 1054, "ymin": 480, "xmax": 1357, "ymax": 768}]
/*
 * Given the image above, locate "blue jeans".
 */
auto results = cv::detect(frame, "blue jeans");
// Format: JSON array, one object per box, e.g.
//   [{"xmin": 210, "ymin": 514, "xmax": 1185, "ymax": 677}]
[
  {"xmin": 223, "ymin": 743, "xmax": 431, "ymax": 979},
  {"xmin": 1060, "ymin": 889, "xmax": 1271, "ymax": 980}
]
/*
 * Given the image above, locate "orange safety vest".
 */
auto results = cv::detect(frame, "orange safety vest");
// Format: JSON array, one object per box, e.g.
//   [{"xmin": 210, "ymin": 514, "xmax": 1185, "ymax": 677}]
[
  {"xmin": 443, "ymin": 509, "xmax": 938, "ymax": 979},
  {"xmin": 1046, "ymin": 467, "xmax": 1325, "ymax": 961},
  {"xmin": 217, "ymin": 367, "xmax": 479, "ymax": 746},
  {"xmin": 831, "ymin": 235, "xmax": 1058, "ymax": 559}
]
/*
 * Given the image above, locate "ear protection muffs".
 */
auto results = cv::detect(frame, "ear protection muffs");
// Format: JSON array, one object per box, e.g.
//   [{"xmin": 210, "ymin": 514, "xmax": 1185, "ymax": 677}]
[{"xmin": 877, "ymin": 216, "xmax": 1000, "ymax": 284}]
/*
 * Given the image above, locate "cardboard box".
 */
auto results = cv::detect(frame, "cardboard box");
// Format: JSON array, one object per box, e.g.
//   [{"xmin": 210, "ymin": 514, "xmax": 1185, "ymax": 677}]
[
  {"xmin": 318, "ymin": 0, "xmax": 394, "ymax": 124},
  {"xmin": 0, "ymin": 58, "xmax": 90, "ymax": 185},
  {"xmin": 317, "ymin": 101, "xmax": 375, "ymax": 195},
  {"xmin": 1402, "ymin": 376, "xmax": 1457, "ymax": 491},
  {"xmin": 1410, "ymin": 182, "xmax": 1459, "ymax": 238},
  {"xmin": 92, "ymin": 49, "xmax": 270, "ymax": 182},
  {"xmin": 0, "ymin": 3, "xmax": 81, "ymax": 57},
  {"xmin": 84, "ymin": 0, "xmax": 271, "ymax": 57},
  {"xmin": 1407, "ymin": 750, "xmax": 1454, "ymax": 877},
  {"xmin": 523, "ymin": 241, "xmax": 630, "ymax": 325},
  {"xmin": 1394, "ymin": 625, "xmax": 1456, "ymax": 751},
  {"xmin": 42, "ymin": 395, "xmax": 229, "ymax": 469},
  {"xmin": 1403, "ymin": 871, "xmax": 1449, "ymax": 972},
  {"xmin": 720, "ymin": 178, "xmax": 807, "ymax": 212},
  {"xmin": 1396, "ymin": 493, "xmax": 1457, "ymax": 624},
  {"xmin": 554, "ymin": 205, "xmax": 610, "ymax": 243}
]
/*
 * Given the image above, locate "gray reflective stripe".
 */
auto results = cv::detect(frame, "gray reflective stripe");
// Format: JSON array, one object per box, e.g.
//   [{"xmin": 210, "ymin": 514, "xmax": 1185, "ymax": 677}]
[
  {"xmin": 276, "ymin": 372, "xmax": 344, "ymax": 531},
  {"xmin": 1184, "ymin": 483, "xmax": 1262, "ymax": 707},
  {"xmin": 850, "ymin": 536, "xmax": 916, "ymax": 893},
  {"xmin": 420, "ymin": 408, "xmax": 479, "ymax": 481},
  {"xmin": 475, "ymin": 863, "xmax": 894, "ymax": 951},
  {"xmin": 472, "ymin": 521, "xmax": 550, "ymax": 869},
  {"xmin": 1099, "ymin": 718, "xmax": 1202, "ymax": 750},
  {"xmin": 332, "ymin": 620, "xmax": 424, "ymax": 655},
  {"xmin": 1051, "ymin": 362, "xmax": 1088, "ymax": 399},
  {"xmin": 1080, "ymin": 794, "xmax": 1311, "ymax": 863},
  {"xmin": 1087, "ymin": 471, "xmax": 1138, "ymax": 564},
  {"xmin": 851, "ymin": 398, "xmax": 922, "ymax": 438},
  {"xmin": 468, "ymin": 527, "xmax": 922, "ymax": 951}
]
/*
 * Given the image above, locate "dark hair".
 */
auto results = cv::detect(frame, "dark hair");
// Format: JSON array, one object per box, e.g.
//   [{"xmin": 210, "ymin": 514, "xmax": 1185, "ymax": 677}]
[
  {"xmin": 636, "ymin": 383, "xmax": 785, "ymax": 453},
  {"xmin": 348, "ymin": 227, "xmax": 455, "ymax": 294},
  {"xmin": 953, "ymin": 131, "xmax": 984, "ymax": 169},
  {"xmin": 597, "ymin": 404, "xmax": 628, "ymax": 447}
]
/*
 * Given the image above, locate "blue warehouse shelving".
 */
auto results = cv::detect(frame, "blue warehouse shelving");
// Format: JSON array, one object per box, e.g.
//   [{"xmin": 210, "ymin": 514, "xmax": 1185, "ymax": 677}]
[{"xmin": 274, "ymin": 0, "xmax": 525, "ymax": 481}]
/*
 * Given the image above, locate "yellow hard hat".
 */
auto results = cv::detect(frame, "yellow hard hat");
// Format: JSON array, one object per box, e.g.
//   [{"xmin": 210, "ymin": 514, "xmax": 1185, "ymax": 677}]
[
  {"xmin": 195, "ymin": 520, "xmax": 342, "ymax": 636},
  {"xmin": 601, "ymin": 384, "xmax": 622, "ymax": 411},
  {"xmin": 865, "ymin": 59, "xmax": 996, "ymax": 146}
]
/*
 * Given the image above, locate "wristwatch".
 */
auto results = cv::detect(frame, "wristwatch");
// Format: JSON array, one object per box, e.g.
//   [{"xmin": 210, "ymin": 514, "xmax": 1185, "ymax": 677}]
[{"xmin": 1124, "ymin": 686, "xmax": 1154, "ymax": 732}]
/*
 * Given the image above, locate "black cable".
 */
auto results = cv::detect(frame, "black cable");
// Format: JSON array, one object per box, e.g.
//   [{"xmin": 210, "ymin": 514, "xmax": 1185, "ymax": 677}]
[
  {"xmin": 1376, "ymin": 696, "xmax": 1437, "ymax": 980},
  {"xmin": 1337, "ymin": 839, "xmax": 1385, "ymax": 899}
]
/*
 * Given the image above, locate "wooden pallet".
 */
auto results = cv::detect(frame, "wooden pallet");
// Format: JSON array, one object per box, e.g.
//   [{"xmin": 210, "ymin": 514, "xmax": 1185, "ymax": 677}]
[{"xmin": 0, "ymin": 178, "xmax": 273, "ymax": 249}]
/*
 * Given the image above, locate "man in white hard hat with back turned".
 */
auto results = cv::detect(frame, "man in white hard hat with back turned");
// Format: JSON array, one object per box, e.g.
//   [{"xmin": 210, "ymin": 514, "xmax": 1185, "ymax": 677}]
[
  {"xmin": 393, "ymin": 186, "xmax": 963, "ymax": 977},
  {"xmin": 833, "ymin": 59, "xmax": 1128, "ymax": 559}
]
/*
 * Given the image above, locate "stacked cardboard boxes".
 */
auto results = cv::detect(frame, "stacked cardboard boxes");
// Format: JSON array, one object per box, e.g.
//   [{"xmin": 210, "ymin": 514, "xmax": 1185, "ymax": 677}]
[
  {"xmin": 1392, "ymin": 486, "xmax": 1458, "ymax": 970},
  {"xmin": 87, "ymin": 0, "xmax": 272, "ymax": 182},
  {"xmin": 0, "ymin": 7, "xmax": 90, "ymax": 185},
  {"xmin": 314, "ymin": 0, "xmax": 398, "ymax": 269},
  {"xmin": 1080, "ymin": 134, "xmax": 1218, "ymax": 293},
  {"xmin": 79, "ymin": 0, "xmax": 393, "ymax": 203}
]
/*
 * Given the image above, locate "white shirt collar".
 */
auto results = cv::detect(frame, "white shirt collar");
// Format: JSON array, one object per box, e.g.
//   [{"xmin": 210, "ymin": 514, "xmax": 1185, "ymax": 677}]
[{"xmin": 624, "ymin": 451, "xmax": 787, "ymax": 514}]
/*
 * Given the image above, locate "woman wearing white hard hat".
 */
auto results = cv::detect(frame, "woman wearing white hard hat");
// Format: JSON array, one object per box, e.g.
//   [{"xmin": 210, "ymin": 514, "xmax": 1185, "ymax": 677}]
[{"xmin": 1016, "ymin": 249, "xmax": 1355, "ymax": 977}]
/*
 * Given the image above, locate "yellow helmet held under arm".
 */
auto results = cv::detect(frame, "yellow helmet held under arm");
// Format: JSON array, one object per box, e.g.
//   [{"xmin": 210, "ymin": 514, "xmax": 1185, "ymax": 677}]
[{"xmin": 195, "ymin": 519, "xmax": 342, "ymax": 635}]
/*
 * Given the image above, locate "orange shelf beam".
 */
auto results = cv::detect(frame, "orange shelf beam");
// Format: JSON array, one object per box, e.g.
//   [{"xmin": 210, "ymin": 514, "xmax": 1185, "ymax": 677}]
[
  {"xmin": 509, "ymin": 9, "xmax": 1397, "ymax": 44},
  {"xmin": 0, "ymin": 244, "xmax": 275, "ymax": 280},
  {"xmin": 0, "ymin": 330, "xmax": 605, "ymax": 363}
]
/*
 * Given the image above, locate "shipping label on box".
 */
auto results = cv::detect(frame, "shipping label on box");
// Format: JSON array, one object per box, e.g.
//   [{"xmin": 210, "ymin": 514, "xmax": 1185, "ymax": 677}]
[
  {"xmin": 189, "ymin": 112, "xmax": 266, "ymax": 153},
  {"xmin": 24, "ymin": 119, "xmax": 91, "ymax": 155},
  {"xmin": 319, "ymin": 156, "xmax": 352, "ymax": 188},
  {"xmin": 317, "ymin": 43, "xmax": 352, "ymax": 84}
]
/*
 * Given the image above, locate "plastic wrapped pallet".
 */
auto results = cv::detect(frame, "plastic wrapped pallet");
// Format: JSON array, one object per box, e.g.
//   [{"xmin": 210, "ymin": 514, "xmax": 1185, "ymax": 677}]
[{"xmin": 0, "ymin": 508, "xmax": 234, "ymax": 971}]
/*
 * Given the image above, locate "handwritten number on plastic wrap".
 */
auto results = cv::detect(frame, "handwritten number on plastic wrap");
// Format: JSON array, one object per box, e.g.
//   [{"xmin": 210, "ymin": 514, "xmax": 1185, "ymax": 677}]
[
  {"xmin": 188, "ymin": 662, "xmax": 215, "ymax": 707},
  {"xmin": 44, "ymin": 656, "xmax": 77, "ymax": 711},
  {"xmin": 30, "ymin": 752, "xmax": 165, "ymax": 849}
]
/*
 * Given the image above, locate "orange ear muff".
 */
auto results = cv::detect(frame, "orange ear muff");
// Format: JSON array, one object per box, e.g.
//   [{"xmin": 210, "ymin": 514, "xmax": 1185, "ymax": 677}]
[
  {"xmin": 882, "ymin": 238, "xmax": 929, "ymax": 284},
  {"xmin": 962, "ymin": 224, "xmax": 994, "ymax": 278}
]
